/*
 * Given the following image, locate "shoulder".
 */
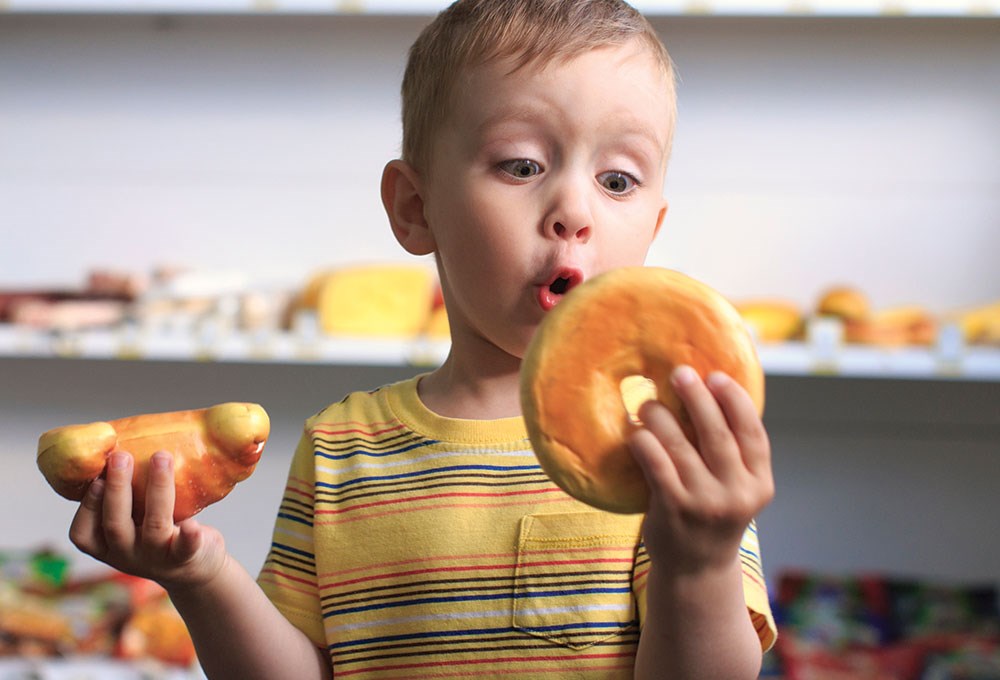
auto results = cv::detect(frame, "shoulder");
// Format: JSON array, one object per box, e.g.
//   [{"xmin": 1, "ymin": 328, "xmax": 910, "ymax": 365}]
[{"xmin": 303, "ymin": 376, "xmax": 417, "ymax": 432}]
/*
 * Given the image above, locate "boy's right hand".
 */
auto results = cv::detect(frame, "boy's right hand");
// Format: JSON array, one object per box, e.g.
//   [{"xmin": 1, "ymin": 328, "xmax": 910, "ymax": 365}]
[{"xmin": 69, "ymin": 450, "xmax": 228, "ymax": 591}]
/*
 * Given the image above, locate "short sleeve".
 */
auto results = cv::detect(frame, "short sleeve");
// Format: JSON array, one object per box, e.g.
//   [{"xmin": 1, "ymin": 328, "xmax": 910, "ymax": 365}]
[
  {"xmin": 634, "ymin": 520, "xmax": 777, "ymax": 653},
  {"xmin": 257, "ymin": 429, "xmax": 326, "ymax": 648},
  {"xmin": 740, "ymin": 520, "xmax": 777, "ymax": 652}
]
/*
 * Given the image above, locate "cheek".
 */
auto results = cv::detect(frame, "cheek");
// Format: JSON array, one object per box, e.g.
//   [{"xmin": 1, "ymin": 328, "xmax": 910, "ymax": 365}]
[
  {"xmin": 441, "ymin": 191, "xmax": 526, "ymax": 258},
  {"xmin": 597, "ymin": 217, "xmax": 659, "ymax": 265}
]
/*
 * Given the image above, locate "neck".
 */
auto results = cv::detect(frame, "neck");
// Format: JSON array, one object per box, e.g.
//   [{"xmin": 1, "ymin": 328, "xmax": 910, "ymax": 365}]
[{"xmin": 418, "ymin": 336, "xmax": 523, "ymax": 420}]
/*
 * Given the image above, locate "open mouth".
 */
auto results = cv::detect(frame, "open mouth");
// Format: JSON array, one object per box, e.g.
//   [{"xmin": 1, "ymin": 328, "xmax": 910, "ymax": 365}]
[
  {"xmin": 538, "ymin": 269, "xmax": 583, "ymax": 311},
  {"xmin": 549, "ymin": 276, "xmax": 572, "ymax": 295}
]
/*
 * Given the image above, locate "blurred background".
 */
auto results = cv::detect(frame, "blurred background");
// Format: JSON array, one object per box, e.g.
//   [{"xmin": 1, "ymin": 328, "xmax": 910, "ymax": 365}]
[{"xmin": 1, "ymin": 2, "xmax": 998, "ymax": 678}]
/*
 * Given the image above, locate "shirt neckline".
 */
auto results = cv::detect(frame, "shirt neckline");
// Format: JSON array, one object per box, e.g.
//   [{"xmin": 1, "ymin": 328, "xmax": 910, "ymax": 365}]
[{"xmin": 386, "ymin": 374, "xmax": 529, "ymax": 445}]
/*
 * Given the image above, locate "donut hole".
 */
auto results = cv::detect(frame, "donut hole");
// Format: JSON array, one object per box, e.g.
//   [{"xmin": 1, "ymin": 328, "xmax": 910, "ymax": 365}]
[{"xmin": 619, "ymin": 375, "xmax": 658, "ymax": 425}]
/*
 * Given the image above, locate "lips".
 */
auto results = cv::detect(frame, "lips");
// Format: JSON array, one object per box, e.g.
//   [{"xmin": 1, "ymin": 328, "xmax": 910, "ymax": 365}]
[{"xmin": 538, "ymin": 268, "xmax": 583, "ymax": 311}]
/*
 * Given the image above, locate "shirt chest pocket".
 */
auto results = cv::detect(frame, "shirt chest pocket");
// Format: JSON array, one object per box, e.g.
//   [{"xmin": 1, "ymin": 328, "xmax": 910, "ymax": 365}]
[{"xmin": 512, "ymin": 511, "xmax": 643, "ymax": 650}]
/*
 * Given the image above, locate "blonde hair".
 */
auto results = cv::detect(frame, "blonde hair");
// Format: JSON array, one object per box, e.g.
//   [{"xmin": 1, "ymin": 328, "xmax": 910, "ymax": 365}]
[{"xmin": 400, "ymin": 0, "xmax": 677, "ymax": 173}]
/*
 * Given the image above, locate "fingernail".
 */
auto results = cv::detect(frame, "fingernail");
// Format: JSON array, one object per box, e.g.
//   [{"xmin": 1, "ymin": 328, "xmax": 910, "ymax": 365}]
[
  {"xmin": 707, "ymin": 371, "xmax": 730, "ymax": 389},
  {"xmin": 152, "ymin": 452, "xmax": 171, "ymax": 470},
  {"xmin": 672, "ymin": 365, "xmax": 697, "ymax": 387},
  {"xmin": 109, "ymin": 452, "xmax": 130, "ymax": 470}
]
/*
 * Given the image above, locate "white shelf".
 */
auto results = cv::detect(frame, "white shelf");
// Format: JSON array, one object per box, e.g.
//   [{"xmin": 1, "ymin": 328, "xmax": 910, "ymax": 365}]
[
  {"xmin": 2, "ymin": 324, "xmax": 998, "ymax": 380},
  {"xmin": 754, "ymin": 341, "xmax": 1000, "ymax": 381},
  {"xmin": 0, "ymin": 323, "xmax": 452, "ymax": 367},
  {"xmin": 2, "ymin": 0, "xmax": 997, "ymax": 15}
]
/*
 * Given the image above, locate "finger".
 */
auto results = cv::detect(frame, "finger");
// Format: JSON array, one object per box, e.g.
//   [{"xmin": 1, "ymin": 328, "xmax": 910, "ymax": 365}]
[
  {"xmin": 670, "ymin": 365, "xmax": 740, "ymax": 478},
  {"xmin": 171, "ymin": 519, "xmax": 203, "ymax": 563},
  {"xmin": 706, "ymin": 371, "xmax": 772, "ymax": 477},
  {"xmin": 102, "ymin": 452, "xmax": 137, "ymax": 552},
  {"xmin": 635, "ymin": 398, "xmax": 706, "ymax": 490},
  {"xmin": 69, "ymin": 478, "xmax": 108, "ymax": 557},
  {"xmin": 627, "ymin": 425, "xmax": 686, "ymax": 503},
  {"xmin": 141, "ymin": 451, "xmax": 177, "ymax": 550}
]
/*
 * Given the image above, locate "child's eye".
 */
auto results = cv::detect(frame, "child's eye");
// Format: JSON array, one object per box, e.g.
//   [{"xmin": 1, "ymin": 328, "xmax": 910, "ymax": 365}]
[
  {"xmin": 598, "ymin": 171, "xmax": 638, "ymax": 194},
  {"xmin": 498, "ymin": 159, "xmax": 542, "ymax": 179}
]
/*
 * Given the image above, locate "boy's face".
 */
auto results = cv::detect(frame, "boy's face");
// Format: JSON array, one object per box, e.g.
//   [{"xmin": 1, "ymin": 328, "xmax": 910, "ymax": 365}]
[{"xmin": 421, "ymin": 38, "xmax": 673, "ymax": 360}]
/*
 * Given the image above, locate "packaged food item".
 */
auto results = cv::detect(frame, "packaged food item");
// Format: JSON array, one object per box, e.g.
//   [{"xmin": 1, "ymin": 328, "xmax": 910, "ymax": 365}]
[
  {"xmin": 773, "ymin": 570, "xmax": 1000, "ymax": 680},
  {"xmin": 118, "ymin": 594, "xmax": 196, "ymax": 667},
  {"xmin": 0, "ymin": 549, "xmax": 196, "ymax": 667},
  {"xmin": 294, "ymin": 264, "xmax": 437, "ymax": 337}
]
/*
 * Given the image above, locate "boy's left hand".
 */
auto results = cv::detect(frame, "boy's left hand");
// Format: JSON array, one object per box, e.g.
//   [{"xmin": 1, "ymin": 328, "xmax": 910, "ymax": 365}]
[{"xmin": 627, "ymin": 365, "xmax": 774, "ymax": 573}]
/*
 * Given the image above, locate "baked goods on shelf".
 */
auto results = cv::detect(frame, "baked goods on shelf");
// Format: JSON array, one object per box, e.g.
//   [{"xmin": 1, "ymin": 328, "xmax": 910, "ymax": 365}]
[
  {"xmin": 2, "ymin": 266, "xmax": 997, "ymax": 371},
  {"xmin": 951, "ymin": 300, "xmax": 1000, "ymax": 346},
  {"xmin": 816, "ymin": 285, "xmax": 871, "ymax": 322},
  {"xmin": 734, "ymin": 299, "xmax": 805, "ymax": 343},
  {"xmin": 813, "ymin": 285, "xmax": 940, "ymax": 348}
]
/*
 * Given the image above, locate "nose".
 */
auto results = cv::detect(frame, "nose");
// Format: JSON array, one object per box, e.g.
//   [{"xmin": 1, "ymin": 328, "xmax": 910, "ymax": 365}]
[
  {"xmin": 552, "ymin": 220, "xmax": 591, "ymax": 242},
  {"xmin": 544, "ymin": 182, "xmax": 593, "ymax": 244}
]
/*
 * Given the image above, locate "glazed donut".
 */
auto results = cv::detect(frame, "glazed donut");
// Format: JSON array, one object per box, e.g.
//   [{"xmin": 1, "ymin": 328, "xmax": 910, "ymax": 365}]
[{"xmin": 520, "ymin": 267, "xmax": 765, "ymax": 515}]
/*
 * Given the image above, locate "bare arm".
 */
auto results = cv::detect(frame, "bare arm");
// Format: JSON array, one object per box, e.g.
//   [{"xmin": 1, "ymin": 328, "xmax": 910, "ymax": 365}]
[
  {"xmin": 167, "ymin": 554, "xmax": 331, "ymax": 680},
  {"xmin": 628, "ymin": 367, "xmax": 774, "ymax": 680},
  {"xmin": 634, "ymin": 559, "xmax": 761, "ymax": 680},
  {"xmin": 68, "ymin": 451, "xmax": 332, "ymax": 680}
]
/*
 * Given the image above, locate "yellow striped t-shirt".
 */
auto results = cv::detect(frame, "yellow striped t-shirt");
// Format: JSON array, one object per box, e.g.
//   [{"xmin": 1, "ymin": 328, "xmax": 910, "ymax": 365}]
[{"xmin": 258, "ymin": 376, "xmax": 775, "ymax": 678}]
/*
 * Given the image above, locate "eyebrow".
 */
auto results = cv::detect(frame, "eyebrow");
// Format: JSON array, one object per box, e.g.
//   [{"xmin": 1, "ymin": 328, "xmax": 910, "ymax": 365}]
[
  {"xmin": 473, "ymin": 104, "xmax": 549, "ymax": 139},
  {"xmin": 614, "ymin": 120, "xmax": 670, "ymax": 156},
  {"xmin": 476, "ymin": 105, "xmax": 667, "ymax": 153}
]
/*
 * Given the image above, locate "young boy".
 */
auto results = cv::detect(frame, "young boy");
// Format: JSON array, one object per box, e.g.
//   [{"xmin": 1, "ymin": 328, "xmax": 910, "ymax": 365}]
[{"xmin": 67, "ymin": 1, "xmax": 776, "ymax": 678}]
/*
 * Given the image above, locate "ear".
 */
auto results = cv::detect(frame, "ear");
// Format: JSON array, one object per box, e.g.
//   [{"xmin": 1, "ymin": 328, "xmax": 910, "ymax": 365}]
[{"xmin": 381, "ymin": 159, "xmax": 436, "ymax": 256}]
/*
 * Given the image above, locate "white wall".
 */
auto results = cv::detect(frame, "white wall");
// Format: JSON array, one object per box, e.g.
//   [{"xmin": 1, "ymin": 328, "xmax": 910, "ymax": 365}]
[{"xmin": 2, "ymin": 14, "xmax": 999, "ymax": 312}]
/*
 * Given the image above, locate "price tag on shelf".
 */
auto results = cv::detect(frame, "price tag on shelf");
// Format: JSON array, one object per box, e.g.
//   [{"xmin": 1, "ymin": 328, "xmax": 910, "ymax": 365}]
[
  {"xmin": 934, "ymin": 322, "xmax": 965, "ymax": 377},
  {"xmin": 114, "ymin": 322, "xmax": 145, "ymax": 360},
  {"xmin": 142, "ymin": 331, "xmax": 199, "ymax": 362},
  {"xmin": 806, "ymin": 317, "xmax": 844, "ymax": 375},
  {"xmin": 24, "ymin": 329, "xmax": 54, "ymax": 356},
  {"xmin": 73, "ymin": 329, "xmax": 120, "ymax": 358},
  {"xmin": 0, "ymin": 323, "xmax": 29, "ymax": 356}
]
